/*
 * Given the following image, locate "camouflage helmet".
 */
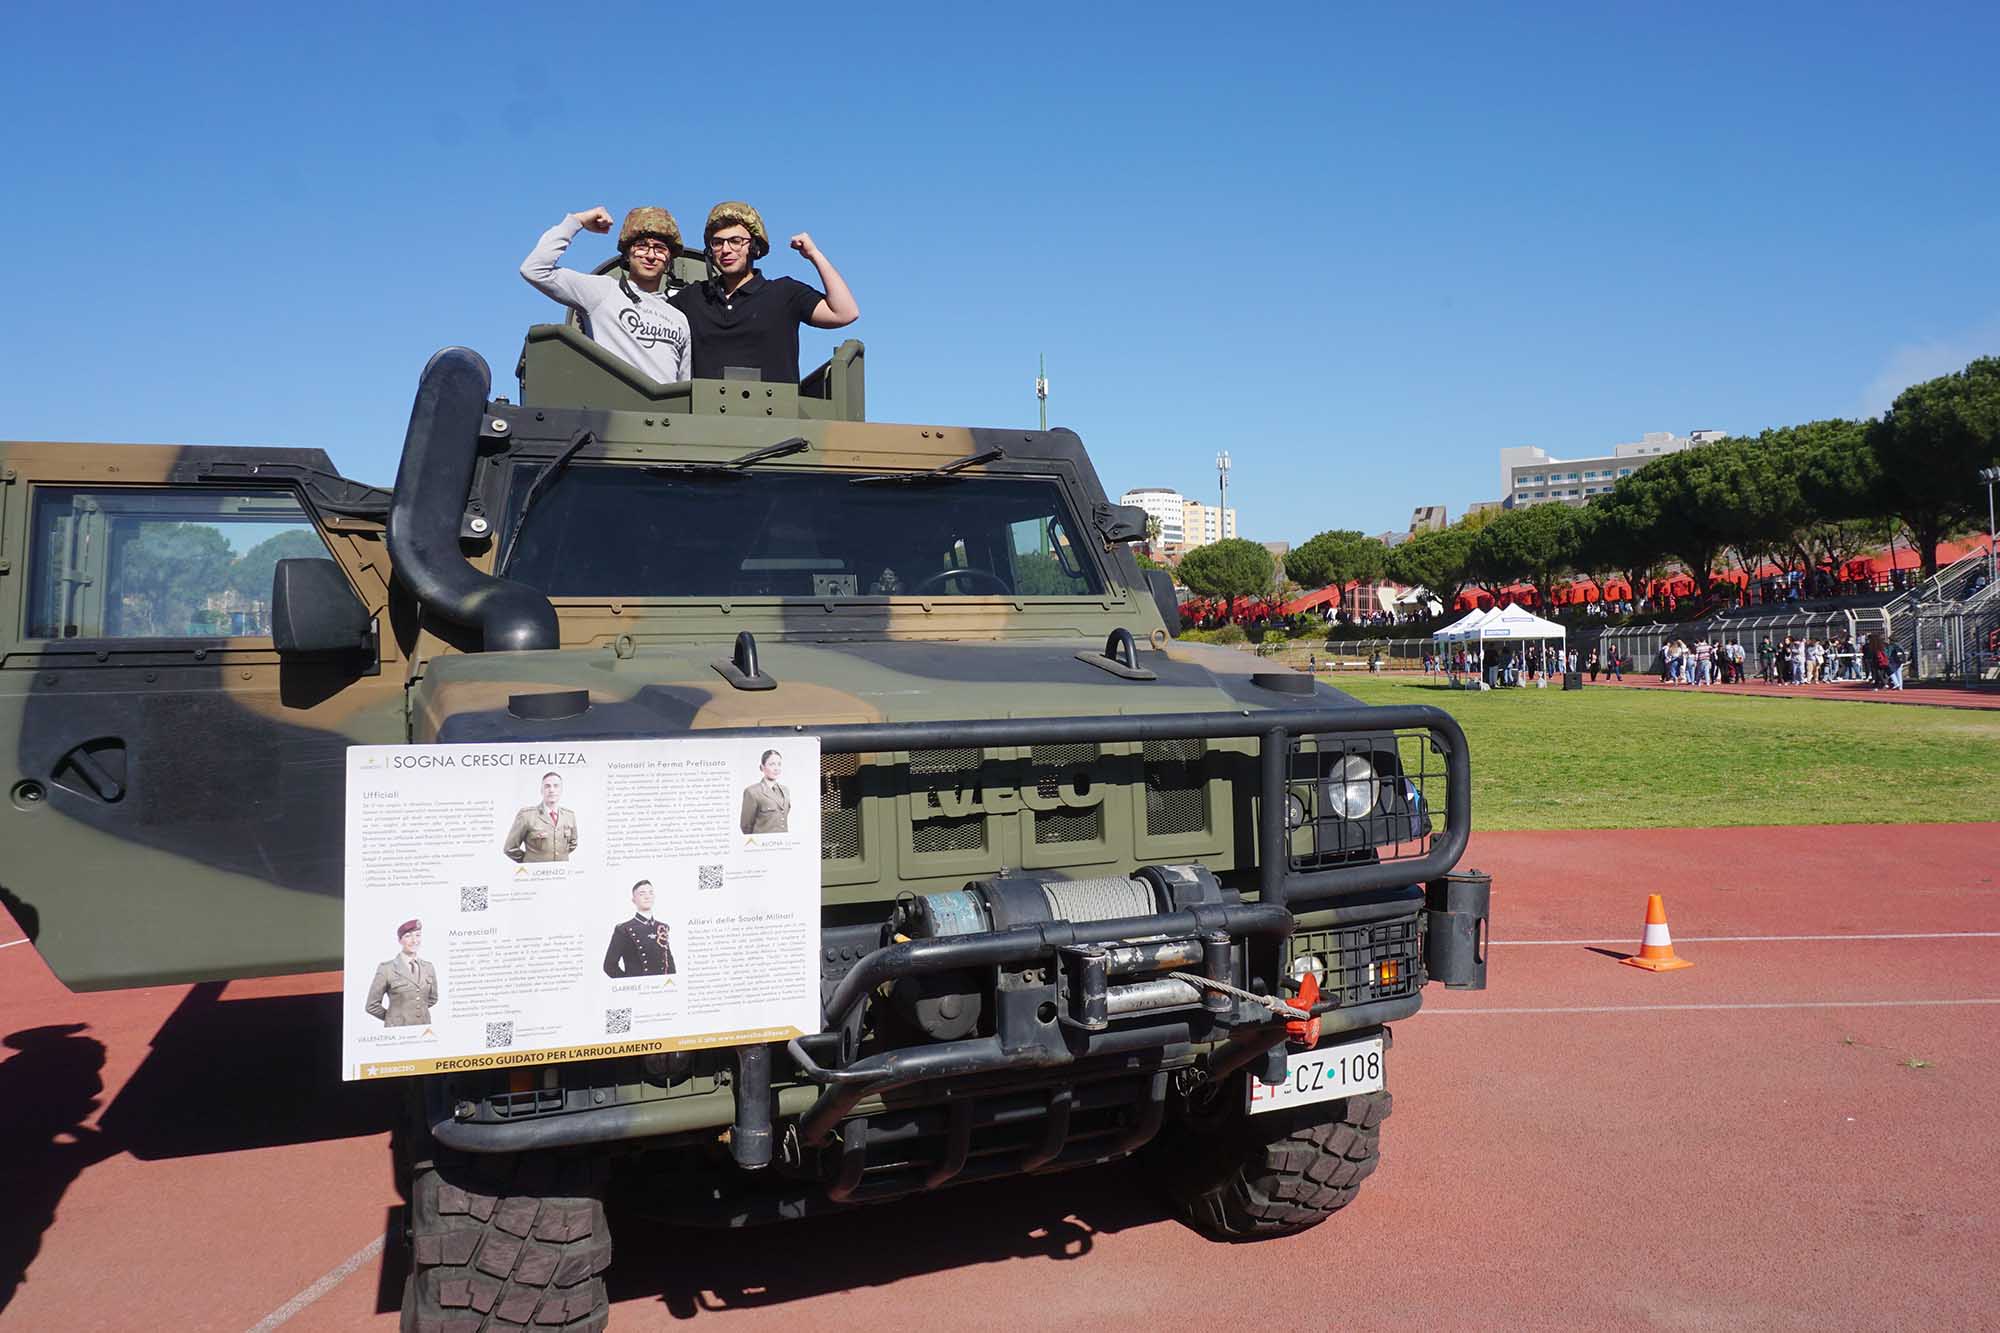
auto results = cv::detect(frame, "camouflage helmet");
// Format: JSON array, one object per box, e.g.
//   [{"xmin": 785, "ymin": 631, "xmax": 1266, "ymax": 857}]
[
  {"xmin": 617, "ymin": 206, "xmax": 682, "ymax": 257},
  {"xmin": 703, "ymin": 200, "xmax": 769, "ymax": 260}
]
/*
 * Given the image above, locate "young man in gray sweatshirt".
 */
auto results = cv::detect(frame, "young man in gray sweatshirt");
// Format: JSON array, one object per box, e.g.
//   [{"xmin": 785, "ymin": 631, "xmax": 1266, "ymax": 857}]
[{"xmin": 520, "ymin": 206, "xmax": 693, "ymax": 385}]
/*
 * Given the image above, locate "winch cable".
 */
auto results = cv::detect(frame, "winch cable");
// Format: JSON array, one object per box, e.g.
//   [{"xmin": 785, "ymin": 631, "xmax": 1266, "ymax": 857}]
[{"xmin": 1164, "ymin": 971, "xmax": 1310, "ymax": 1020}]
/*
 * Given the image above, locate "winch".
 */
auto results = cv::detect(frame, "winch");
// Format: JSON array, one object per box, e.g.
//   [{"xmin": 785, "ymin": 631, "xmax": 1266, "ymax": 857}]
[{"xmin": 884, "ymin": 864, "xmax": 1237, "ymax": 1040}]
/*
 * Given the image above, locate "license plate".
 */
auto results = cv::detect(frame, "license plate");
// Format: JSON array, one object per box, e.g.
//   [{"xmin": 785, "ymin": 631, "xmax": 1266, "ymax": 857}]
[{"xmin": 1245, "ymin": 1037, "xmax": 1385, "ymax": 1114}]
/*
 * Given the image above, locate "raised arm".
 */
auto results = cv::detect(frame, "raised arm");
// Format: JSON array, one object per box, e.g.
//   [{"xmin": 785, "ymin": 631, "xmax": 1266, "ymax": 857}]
[
  {"xmin": 520, "ymin": 208, "xmax": 616, "ymax": 308},
  {"xmin": 790, "ymin": 233, "xmax": 859, "ymax": 328}
]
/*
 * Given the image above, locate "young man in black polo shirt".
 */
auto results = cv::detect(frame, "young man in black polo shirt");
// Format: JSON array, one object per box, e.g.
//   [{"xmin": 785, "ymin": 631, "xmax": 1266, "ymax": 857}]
[{"xmin": 671, "ymin": 201, "xmax": 859, "ymax": 383}]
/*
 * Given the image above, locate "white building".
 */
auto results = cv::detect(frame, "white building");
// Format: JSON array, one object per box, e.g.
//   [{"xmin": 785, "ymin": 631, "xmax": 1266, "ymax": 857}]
[
  {"xmin": 1120, "ymin": 488, "xmax": 1187, "ymax": 545},
  {"xmin": 1500, "ymin": 429, "xmax": 1725, "ymax": 508},
  {"xmin": 1118, "ymin": 488, "xmax": 1238, "ymax": 551}
]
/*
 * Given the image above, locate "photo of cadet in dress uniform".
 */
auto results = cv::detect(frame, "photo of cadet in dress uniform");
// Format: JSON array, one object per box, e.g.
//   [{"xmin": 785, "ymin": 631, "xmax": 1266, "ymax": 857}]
[
  {"xmin": 739, "ymin": 749, "xmax": 791, "ymax": 835},
  {"xmin": 502, "ymin": 771, "xmax": 580, "ymax": 863},
  {"xmin": 603, "ymin": 881, "xmax": 677, "ymax": 978},
  {"xmin": 364, "ymin": 920, "xmax": 438, "ymax": 1028}
]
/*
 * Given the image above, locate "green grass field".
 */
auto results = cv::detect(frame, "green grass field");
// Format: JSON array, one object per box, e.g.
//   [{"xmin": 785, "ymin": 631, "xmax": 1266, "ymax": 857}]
[{"xmin": 1321, "ymin": 676, "xmax": 2000, "ymax": 831}]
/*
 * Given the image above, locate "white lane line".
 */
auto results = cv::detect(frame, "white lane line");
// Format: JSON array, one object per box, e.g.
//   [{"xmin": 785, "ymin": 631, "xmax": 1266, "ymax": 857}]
[
  {"xmin": 1426, "ymin": 998, "xmax": 2000, "ymax": 1016},
  {"xmin": 0, "ymin": 938, "xmax": 30, "ymax": 949},
  {"xmin": 1490, "ymin": 932, "xmax": 2000, "ymax": 945},
  {"xmin": 245, "ymin": 1230, "xmax": 386, "ymax": 1332}
]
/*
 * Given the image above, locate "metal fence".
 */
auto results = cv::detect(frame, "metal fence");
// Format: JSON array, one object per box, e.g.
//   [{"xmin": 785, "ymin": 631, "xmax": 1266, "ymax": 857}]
[
  {"xmin": 1913, "ymin": 604, "xmax": 2000, "ymax": 683},
  {"xmin": 1597, "ymin": 607, "xmax": 1887, "ymax": 678}
]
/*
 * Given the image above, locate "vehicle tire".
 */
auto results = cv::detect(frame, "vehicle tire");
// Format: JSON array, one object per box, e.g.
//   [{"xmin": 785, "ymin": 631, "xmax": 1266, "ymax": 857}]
[
  {"xmin": 401, "ymin": 1148, "xmax": 612, "ymax": 1332},
  {"xmin": 1155, "ymin": 1085, "xmax": 1390, "ymax": 1241}
]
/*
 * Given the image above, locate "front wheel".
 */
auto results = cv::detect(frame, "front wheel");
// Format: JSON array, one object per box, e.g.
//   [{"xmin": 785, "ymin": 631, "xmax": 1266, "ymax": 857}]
[
  {"xmin": 1151, "ymin": 1084, "xmax": 1390, "ymax": 1240},
  {"xmin": 400, "ymin": 1144, "xmax": 613, "ymax": 1333}
]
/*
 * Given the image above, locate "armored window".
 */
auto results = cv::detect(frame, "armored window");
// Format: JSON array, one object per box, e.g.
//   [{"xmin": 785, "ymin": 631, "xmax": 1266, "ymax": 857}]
[{"xmin": 25, "ymin": 487, "xmax": 335, "ymax": 640}]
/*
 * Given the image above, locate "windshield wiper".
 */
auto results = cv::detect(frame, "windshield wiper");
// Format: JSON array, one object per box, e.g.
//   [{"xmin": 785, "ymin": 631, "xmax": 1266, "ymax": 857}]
[
  {"xmin": 645, "ymin": 436, "xmax": 810, "ymax": 478},
  {"xmin": 849, "ymin": 446, "xmax": 1005, "ymax": 486},
  {"xmin": 499, "ymin": 428, "xmax": 595, "ymax": 575}
]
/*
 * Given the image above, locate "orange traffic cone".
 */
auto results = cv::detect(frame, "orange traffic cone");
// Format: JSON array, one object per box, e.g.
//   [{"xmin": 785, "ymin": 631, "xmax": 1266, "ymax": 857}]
[{"xmin": 1621, "ymin": 894, "xmax": 1694, "ymax": 972}]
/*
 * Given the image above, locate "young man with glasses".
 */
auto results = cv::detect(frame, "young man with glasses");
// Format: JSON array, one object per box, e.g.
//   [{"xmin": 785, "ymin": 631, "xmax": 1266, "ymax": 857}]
[
  {"xmin": 520, "ymin": 206, "xmax": 692, "ymax": 384},
  {"xmin": 671, "ymin": 201, "xmax": 859, "ymax": 383}
]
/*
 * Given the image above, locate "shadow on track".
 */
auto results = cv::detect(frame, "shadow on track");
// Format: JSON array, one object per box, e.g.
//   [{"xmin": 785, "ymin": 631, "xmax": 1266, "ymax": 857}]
[
  {"xmin": 98, "ymin": 983, "xmax": 399, "ymax": 1158},
  {"xmin": 0, "ymin": 1023, "xmax": 119, "ymax": 1314},
  {"xmin": 604, "ymin": 1158, "xmax": 1173, "ymax": 1318}
]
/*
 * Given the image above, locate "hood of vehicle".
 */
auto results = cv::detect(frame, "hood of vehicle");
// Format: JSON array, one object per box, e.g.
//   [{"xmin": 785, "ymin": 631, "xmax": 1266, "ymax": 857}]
[{"xmin": 411, "ymin": 637, "xmax": 1352, "ymax": 743}]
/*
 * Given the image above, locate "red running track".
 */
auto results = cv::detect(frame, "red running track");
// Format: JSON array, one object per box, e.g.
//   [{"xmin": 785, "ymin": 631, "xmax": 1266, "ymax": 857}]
[{"xmin": 2, "ymin": 824, "xmax": 1996, "ymax": 1330}]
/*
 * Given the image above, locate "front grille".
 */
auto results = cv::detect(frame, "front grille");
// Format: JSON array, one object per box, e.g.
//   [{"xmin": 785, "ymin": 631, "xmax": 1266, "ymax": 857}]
[
  {"xmin": 1287, "ymin": 918, "xmax": 1425, "ymax": 1007},
  {"xmin": 820, "ymin": 752, "xmax": 862, "ymax": 861},
  {"xmin": 1030, "ymin": 743, "xmax": 1103, "ymax": 845},
  {"xmin": 1142, "ymin": 738, "xmax": 1208, "ymax": 836},
  {"xmin": 910, "ymin": 747, "xmax": 986, "ymax": 854}
]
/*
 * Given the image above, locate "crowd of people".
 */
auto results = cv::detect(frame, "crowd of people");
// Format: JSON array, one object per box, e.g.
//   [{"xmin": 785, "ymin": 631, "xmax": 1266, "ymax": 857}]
[
  {"xmin": 1425, "ymin": 642, "xmax": 1588, "ymax": 688},
  {"xmin": 1652, "ymin": 633, "xmax": 1907, "ymax": 689}
]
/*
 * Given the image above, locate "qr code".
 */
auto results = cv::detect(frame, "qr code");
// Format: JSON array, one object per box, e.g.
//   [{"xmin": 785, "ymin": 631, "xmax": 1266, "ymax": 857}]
[
  {"xmin": 604, "ymin": 1008, "xmax": 632, "ymax": 1036},
  {"xmin": 460, "ymin": 886, "xmax": 489, "ymax": 912},
  {"xmin": 484, "ymin": 1021, "xmax": 514, "ymax": 1049},
  {"xmin": 697, "ymin": 865, "xmax": 724, "ymax": 892}
]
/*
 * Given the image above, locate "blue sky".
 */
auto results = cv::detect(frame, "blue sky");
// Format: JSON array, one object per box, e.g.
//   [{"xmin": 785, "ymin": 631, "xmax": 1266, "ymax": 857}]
[{"xmin": 2, "ymin": 1, "xmax": 1994, "ymax": 545}]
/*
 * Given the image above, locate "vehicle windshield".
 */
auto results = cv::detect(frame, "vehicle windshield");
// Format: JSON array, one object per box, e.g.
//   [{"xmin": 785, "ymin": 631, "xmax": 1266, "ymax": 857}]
[{"xmin": 501, "ymin": 465, "xmax": 1106, "ymax": 599}]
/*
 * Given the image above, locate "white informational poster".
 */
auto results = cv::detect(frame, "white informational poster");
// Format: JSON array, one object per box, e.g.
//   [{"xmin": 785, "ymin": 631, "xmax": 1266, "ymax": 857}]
[{"xmin": 340, "ymin": 735, "xmax": 820, "ymax": 1081}]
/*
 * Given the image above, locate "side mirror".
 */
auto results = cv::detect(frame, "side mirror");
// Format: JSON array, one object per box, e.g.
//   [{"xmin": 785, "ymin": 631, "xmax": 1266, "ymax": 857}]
[
  {"xmin": 1092, "ymin": 503, "xmax": 1150, "ymax": 545},
  {"xmin": 271, "ymin": 558, "xmax": 372, "ymax": 655},
  {"xmin": 1144, "ymin": 569, "xmax": 1181, "ymax": 638}
]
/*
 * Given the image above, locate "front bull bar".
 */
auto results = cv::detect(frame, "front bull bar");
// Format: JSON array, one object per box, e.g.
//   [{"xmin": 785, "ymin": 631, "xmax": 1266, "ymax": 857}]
[
  {"xmin": 708, "ymin": 704, "xmax": 1469, "ymax": 1157},
  {"xmin": 429, "ymin": 703, "xmax": 1472, "ymax": 1156}
]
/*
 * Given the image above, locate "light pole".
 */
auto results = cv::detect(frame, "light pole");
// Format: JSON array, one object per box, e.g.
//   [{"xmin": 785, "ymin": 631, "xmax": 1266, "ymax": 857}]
[{"xmin": 1981, "ymin": 465, "xmax": 2000, "ymax": 586}]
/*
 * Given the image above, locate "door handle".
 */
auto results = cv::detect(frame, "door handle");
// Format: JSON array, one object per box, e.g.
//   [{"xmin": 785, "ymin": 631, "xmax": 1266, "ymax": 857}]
[{"xmin": 53, "ymin": 740, "xmax": 126, "ymax": 804}]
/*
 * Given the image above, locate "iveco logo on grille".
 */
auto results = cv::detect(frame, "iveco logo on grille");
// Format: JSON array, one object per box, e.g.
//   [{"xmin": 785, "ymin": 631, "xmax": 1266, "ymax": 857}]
[{"xmin": 914, "ymin": 779, "xmax": 1105, "ymax": 820}]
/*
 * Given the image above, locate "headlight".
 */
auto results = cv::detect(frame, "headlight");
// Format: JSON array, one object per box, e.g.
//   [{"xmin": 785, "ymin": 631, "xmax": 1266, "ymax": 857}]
[
  {"xmin": 1322, "ymin": 754, "xmax": 1378, "ymax": 819},
  {"xmin": 1289, "ymin": 952, "xmax": 1328, "ymax": 987}
]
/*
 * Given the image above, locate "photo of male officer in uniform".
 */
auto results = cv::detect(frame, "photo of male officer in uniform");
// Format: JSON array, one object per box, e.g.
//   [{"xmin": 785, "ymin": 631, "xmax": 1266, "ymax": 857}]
[
  {"xmin": 502, "ymin": 771, "xmax": 580, "ymax": 863},
  {"xmin": 602, "ymin": 880, "xmax": 677, "ymax": 978},
  {"xmin": 739, "ymin": 749, "xmax": 791, "ymax": 835},
  {"xmin": 364, "ymin": 920, "xmax": 439, "ymax": 1028}
]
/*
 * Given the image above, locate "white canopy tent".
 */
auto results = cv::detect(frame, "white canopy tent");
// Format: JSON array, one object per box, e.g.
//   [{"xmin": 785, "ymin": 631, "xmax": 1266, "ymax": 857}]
[
  {"xmin": 1430, "ymin": 607, "xmax": 1492, "ymax": 642},
  {"xmin": 1468, "ymin": 603, "xmax": 1567, "ymax": 647}
]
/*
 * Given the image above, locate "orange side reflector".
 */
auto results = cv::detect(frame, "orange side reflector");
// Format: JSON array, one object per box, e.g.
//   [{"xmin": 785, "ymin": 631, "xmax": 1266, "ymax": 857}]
[
  {"xmin": 1379, "ymin": 959, "xmax": 1401, "ymax": 985},
  {"xmin": 508, "ymin": 1068, "xmax": 535, "ymax": 1094}
]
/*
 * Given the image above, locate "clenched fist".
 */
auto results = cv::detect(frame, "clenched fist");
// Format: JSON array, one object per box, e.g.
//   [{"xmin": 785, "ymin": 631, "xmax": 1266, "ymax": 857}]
[{"xmin": 575, "ymin": 207, "xmax": 615, "ymax": 234}]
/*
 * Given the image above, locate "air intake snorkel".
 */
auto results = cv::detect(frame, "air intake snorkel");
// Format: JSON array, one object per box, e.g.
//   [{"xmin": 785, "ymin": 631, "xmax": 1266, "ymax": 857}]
[{"xmin": 387, "ymin": 347, "xmax": 560, "ymax": 652}]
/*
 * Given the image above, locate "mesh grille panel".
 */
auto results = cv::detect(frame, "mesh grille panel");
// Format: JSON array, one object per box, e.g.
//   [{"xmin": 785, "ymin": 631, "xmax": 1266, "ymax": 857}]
[
  {"xmin": 1030, "ymin": 744, "xmax": 1103, "ymax": 845},
  {"xmin": 1034, "ymin": 809, "xmax": 1102, "ymax": 845},
  {"xmin": 910, "ymin": 748, "xmax": 985, "ymax": 854},
  {"xmin": 819, "ymin": 752, "xmax": 862, "ymax": 862},
  {"xmin": 913, "ymin": 816, "xmax": 984, "ymax": 854},
  {"xmin": 1142, "ymin": 737, "xmax": 1207, "ymax": 836}
]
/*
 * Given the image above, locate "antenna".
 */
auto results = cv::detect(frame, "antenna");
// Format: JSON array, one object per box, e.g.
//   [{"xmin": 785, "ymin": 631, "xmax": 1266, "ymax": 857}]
[
  {"xmin": 1036, "ymin": 353, "xmax": 1048, "ymax": 431},
  {"xmin": 1216, "ymin": 451, "xmax": 1231, "ymax": 541}
]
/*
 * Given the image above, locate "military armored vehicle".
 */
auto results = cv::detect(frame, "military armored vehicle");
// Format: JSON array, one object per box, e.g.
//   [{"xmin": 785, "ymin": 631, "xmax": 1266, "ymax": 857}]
[{"xmin": 0, "ymin": 247, "xmax": 1487, "ymax": 1331}]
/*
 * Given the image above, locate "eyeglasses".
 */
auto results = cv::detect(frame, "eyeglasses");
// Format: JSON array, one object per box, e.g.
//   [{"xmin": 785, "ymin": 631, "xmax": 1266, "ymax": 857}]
[
  {"xmin": 708, "ymin": 234, "xmax": 755, "ymax": 251},
  {"xmin": 628, "ymin": 240, "xmax": 673, "ymax": 257}
]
